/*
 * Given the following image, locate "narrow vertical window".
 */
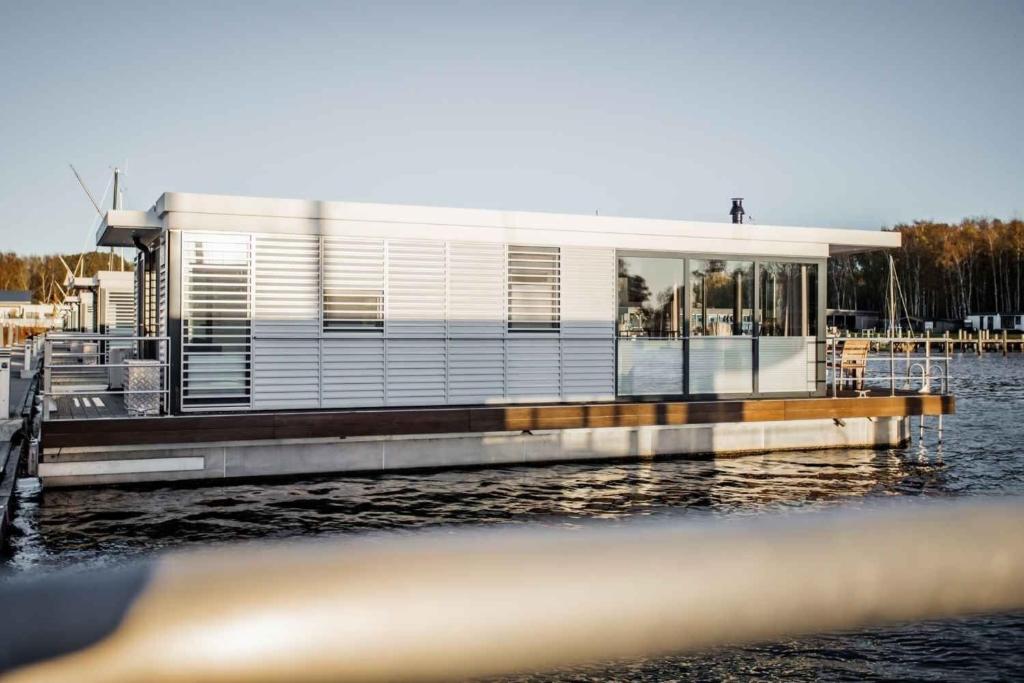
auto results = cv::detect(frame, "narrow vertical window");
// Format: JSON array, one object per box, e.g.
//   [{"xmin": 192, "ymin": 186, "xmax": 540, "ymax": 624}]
[{"xmin": 508, "ymin": 245, "xmax": 560, "ymax": 332}]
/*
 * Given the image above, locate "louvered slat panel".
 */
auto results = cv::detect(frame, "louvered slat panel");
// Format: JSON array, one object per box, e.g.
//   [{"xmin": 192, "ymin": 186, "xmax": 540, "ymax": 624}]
[
  {"xmin": 447, "ymin": 242, "xmax": 505, "ymax": 337},
  {"xmin": 507, "ymin": 337, "xmax": 560, "ymax": 401},
  {"xmin": 254, "ymin": 235, "xmax": 320, "ymax": 337},
  {"xmin": 384, "ymin": 239, "xmax": 446, "ymax": 404},
  {"xmin": 448, "ymin": 339, "xmax": 504, "ymax": 404},
  {"xmin": 507, "ymin": 245, "xmax": 559, "ymax": 332},
  {"xmin": 181, "ymin": 232, "xmax": 252, "ymax": 411},
  {"xmin": 105, "ymin": 290, "xmax": 136, "ymax": 330},
  {"xmin": 562, "ymin": 338, "xmax": 615, "ymax": 400},
  {"xmin": 561, "ymin": 247, "xmax": 614, "ymax": 337},
  {"xmin": 252, "ymin": 339, "xmax": 320, "ymax": 409},
  {"xmin": 689, "ymin": 337, "xmax": 753, "ymax": 394},
  {"xmin": 386, "ymin": 339, "xmax": 446, "ymax": 405},
  {"xmin": 387, "ymin": 240, "xmax": 445, "ymax": 337},
  {"xmin": 322, "ymin": 237, "xmax": 384, "ymax": 333},
  {"xmin": 321, "ymin": 338, "xmax": 385, "ymax": 407},
  {"xmin": 560, "ymin": 247, "xmax": 614, "ymax": 400},
  {"xmin": 252, "ymin": 235, "xmax": 321, "ymax": 409}
]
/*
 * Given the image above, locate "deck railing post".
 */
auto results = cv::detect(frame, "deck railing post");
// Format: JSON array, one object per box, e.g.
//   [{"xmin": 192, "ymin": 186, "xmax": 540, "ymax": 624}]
[
  {"xmin": 830, "ymin": 336, "xmax": 837, "ymax": 397},
  {"xmin": 925, "ymin": 334, "xmax": 931, "ymax": 393},
  {"xmin": 42, "ymin": 335, "xmax": 51, "ymax": 420},
  {"xmin": 889, "ymin": 335, "xmax": 895, "ymax": 396}
]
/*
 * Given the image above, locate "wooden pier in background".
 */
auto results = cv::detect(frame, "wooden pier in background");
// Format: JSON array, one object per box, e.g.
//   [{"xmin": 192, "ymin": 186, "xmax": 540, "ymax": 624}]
[{"xmin": 840, "ymin": 330, "xmax": 1024, "ymax": 357}]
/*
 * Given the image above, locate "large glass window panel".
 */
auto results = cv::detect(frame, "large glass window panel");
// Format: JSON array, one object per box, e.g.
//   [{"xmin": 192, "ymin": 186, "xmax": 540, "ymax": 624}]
[
  {"xmin": 690, "ymin": 260, "xmax": 754, "ymax": 336},
  {"xmin": 616, "ymin": 255, "xmax": 685, "ymax": 395},
  {"xmin": 759, "ymin": 262, "xmax": 806, "ymax": 336},
  {"xmin": 616, "ymin": 256, "xmax": 684, "ymax": 338},
  {"xmin": 758, "ymin": 262, "xmax": 816, "ymax": 393}
]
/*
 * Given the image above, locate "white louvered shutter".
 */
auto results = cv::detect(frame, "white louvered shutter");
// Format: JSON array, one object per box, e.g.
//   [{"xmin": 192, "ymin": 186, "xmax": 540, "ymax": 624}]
[
  {"xmin": 560, "ymin": 247, "xmax": 615, "ymax": 400},
  {"xmin": 321, "ymin": 237, "xmax": 385, "ymax": 407},
  {"xmin": 252, "ymin": 235, "xmax": 320, "ymax": 409},
  {"xmin": 385, "ymin": 240, "xmax": 446, "ymax": 405},
  {"xmin": 181, "ymin": 232, "xmax": 253, "ymax": 411},
  {"xmin": 447, "ymin": 242, "xmax": 505, "ymax": 404}
]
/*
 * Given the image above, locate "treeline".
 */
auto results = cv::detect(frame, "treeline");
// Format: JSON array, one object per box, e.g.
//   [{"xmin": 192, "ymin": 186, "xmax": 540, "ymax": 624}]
[
  {"xmin": 0, "ymin": 252, "xmax": 131, "ymax": 303},
  {"xmin": 829, "ymin": 218, "xmax": 1024, "ymax": 321}
]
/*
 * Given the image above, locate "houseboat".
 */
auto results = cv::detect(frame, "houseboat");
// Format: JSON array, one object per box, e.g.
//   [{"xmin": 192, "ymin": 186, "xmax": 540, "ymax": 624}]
[
  {"xmin": 34, "ymin": 193, "xmax": 953, "ymax": 487},
  {"xmin": 965, "ymin": 313, "xmax": 1024, "ymax": 332}
]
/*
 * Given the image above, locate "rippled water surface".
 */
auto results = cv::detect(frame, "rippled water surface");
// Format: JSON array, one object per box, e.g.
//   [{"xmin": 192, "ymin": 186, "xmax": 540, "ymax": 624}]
[{"xmin": 5, "ymin": 354, "xmax": 1024, "ymax": 680}]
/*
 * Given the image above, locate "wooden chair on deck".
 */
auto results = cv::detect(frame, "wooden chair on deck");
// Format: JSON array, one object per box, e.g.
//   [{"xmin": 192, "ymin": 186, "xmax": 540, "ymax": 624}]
[{"xmin": 838, "ymin": 339, "xmax": 870, "ymax": 394}]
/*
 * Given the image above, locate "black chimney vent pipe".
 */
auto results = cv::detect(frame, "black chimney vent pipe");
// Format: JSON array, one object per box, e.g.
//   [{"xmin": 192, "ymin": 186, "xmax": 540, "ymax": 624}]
[{"xmin": 730, "ymin": 198, "xmax": 745, "ymax": 224}]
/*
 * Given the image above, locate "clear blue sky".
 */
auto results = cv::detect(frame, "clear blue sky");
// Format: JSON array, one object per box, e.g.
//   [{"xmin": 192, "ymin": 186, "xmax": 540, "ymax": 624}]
[{"xmin": 1, "ymin": 1, "xmax": 1021, "ymax": 254}]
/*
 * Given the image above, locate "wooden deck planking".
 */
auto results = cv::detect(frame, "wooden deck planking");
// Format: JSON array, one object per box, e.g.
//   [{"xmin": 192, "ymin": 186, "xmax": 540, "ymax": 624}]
[{"xmin": 41, "ymin": 394, "xmax": 955, "ymax": 450}]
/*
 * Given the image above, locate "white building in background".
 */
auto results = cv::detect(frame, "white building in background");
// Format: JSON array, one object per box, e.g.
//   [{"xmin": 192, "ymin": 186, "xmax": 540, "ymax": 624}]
[
  {"xmin": 62, "ymin": 270, "xmax": 135, "ymax": 333},
  {"xmin": 96, "ymin": 192, "xmax": 899, "ymax": 415},
  {"xmin": 0, "ymin": 290, "xmax": 32, "ymax": 318},
  {"xmin": 964, "ymin": 313, "xmax": 1024, "ymax": 332}
]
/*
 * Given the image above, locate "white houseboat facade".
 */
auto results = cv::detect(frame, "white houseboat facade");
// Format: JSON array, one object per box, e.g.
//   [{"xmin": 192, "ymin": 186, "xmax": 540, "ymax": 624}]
[
  {"xmin": 34, "ymin": 193, "xmax": 954, "ymax": 487},
  {"xmin": 96, "ymin": 193, "xmax": 900, "ymax": 413}
]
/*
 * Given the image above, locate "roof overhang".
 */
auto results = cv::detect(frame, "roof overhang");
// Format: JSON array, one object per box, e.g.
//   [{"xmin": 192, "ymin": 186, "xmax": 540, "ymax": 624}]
[
  {"xmin": 95, "ymin": 209, "xmax": 163, "ymax": 247},
  {"xmin": 146, "ymin": 191, "xmax": 903, "ymax": 257},
  {"xmin": 828, "ymin": 229, "xmax": 901, "ymax": 255}
]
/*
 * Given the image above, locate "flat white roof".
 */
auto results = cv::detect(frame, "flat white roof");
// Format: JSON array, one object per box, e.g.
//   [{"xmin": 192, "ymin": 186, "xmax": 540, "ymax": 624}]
[{"xmin": 97, "ymin": 192, "xmax": 900, "ymax": 257}]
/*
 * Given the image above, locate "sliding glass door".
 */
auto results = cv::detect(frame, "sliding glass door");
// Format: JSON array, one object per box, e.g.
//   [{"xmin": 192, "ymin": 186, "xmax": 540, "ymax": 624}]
[
  {"xmin": 758, "ymin": 262, "xmax": 818, "ymax": 393},
  {"xmin": 614, "ymin": 252, "xmax": 823, "ymax": 399},
  {"xmin": 615, "ymin": 255, "xmax": 685, "ymax": 395},
  {"xmin": 689, "ymin": 259, "xmax": 755, "ymax": 395}
]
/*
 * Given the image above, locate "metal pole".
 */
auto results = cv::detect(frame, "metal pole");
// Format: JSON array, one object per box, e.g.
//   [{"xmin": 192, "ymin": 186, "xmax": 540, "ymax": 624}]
[
  {"xmin": 924, "ymin": 332, "xmax": 931, "ymax": 393},
  {"xmin": 889, "ymin": 334, "xmax": 895, "ymax": 396},
  {"xmin": 830, "ymin": 336, "xmax": 837, "ymax": 397}
]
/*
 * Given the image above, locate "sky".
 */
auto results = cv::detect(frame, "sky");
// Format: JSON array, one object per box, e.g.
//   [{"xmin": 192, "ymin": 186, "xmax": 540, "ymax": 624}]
[{"xmin": 1, "ymin": 0, "xmax": 1022, "ymax": 255}]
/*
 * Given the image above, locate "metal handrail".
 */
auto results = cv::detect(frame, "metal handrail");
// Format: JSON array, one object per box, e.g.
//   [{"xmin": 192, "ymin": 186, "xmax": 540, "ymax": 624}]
[
  {"xmin": 1, "ymin": 498, "xmax": 1022, "ymax": 682},
  {"xmin": 41, "ymin": 333, "xmax": 171, "ymax": 420},
  {"xmin": 827, "ymin": 335, "xmax": 952, "ymax": 397}
]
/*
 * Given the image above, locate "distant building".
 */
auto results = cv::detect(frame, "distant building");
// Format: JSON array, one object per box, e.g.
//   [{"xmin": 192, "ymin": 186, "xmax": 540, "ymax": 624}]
[
  {"xmin": 62, "ymin": 271, "xmax": 135, "ymax": 333},
  {"xmin": 964, "ymin": 313, "xmax": 1024, "ymax": 332},
  {"xmin": 826, "ymin": 308, "xmax": 881, "ymax": 332},
  {"xmin": 0, "ymin": 290, "xmax": 32, "ymax": 318}
]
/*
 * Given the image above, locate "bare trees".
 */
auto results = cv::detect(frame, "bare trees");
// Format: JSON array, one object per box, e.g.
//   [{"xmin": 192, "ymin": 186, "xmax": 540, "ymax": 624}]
[
  {"xmin": 829, "ymin": 219, "xmax": 1024, "ymax": 321},
  {"xmin": 0, "ymin": 251, "xmax": 130, "ymax": 302}
]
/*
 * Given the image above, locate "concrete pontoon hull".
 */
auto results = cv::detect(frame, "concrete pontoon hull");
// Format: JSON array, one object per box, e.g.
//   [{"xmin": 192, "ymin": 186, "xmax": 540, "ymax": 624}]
[{"xmin": 39, "ymin": 417, "xmax": 907, "ymax": 487}]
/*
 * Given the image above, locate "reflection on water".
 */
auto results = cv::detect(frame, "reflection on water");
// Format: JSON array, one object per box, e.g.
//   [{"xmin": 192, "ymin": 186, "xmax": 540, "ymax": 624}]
[
  {"xmin": 5, "ymin": 355, "xmax": 1024, "ymax": 680},
  {"xmin": 4, "ymin": 449, "xmax": 950, "ymax": 573}
]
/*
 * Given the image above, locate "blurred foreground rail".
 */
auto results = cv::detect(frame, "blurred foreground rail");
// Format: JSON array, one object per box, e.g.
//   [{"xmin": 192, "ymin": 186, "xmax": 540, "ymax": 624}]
[{"xmin": 2, "ymin": 497, "xmax": 1023, "ymax": 682}]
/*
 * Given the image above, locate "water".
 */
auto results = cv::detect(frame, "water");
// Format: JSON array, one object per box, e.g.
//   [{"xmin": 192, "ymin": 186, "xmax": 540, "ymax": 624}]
[{"xmin": 5, "ymin": 354, "xmax": 1024, "ymax": 680}]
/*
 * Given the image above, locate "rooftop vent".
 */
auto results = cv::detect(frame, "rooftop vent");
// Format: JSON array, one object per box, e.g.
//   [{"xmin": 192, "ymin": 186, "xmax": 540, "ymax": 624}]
[{"xmin": 730, "ymin": 198, "xmax": 745, "ymax": 224}]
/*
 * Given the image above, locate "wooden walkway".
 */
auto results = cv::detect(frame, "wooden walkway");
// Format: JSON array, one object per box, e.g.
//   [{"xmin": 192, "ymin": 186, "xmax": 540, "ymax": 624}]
[
  {"xmin": 52, "ymin": 394, "xmax": 128, "ymax": 420},
  {"xmin": 41, "ymin": 392, "xmax": 955, "ymax": 450}
]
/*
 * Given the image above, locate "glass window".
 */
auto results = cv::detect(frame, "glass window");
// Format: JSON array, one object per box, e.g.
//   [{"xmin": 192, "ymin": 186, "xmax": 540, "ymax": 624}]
[
  {"xmin": 807, "ymin": 264, "xmax": 818, "ymax": 336},
  {"xmin": 760, "ymin": 262, "xmax": 818, "ymax": 336},
  {"xmin": 617, "ymin": 256, "xmax": 685, "ymax": 338},
  {"xmin": 690, "ymin": 259, "xmax": 753, "ymax": 336},
  {"xmin": 508, "ymin": 245, "xmax": 560, "ymax": 332}
]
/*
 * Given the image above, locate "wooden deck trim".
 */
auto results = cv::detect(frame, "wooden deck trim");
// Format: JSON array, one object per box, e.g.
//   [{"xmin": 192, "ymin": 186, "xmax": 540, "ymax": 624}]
[{"xmin": 41, "ymin": 394, "xmax": 955, "ymax": 450}]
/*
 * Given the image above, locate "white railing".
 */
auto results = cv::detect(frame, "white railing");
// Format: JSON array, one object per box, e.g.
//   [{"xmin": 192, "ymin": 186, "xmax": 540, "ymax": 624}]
[
  {"xmin": 41, "ymin": 332, "xmax": 170, "ymax": 420},
  {"xmin": 827, "ymin": 336, "xmax": 953, "ymax": 396}
]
